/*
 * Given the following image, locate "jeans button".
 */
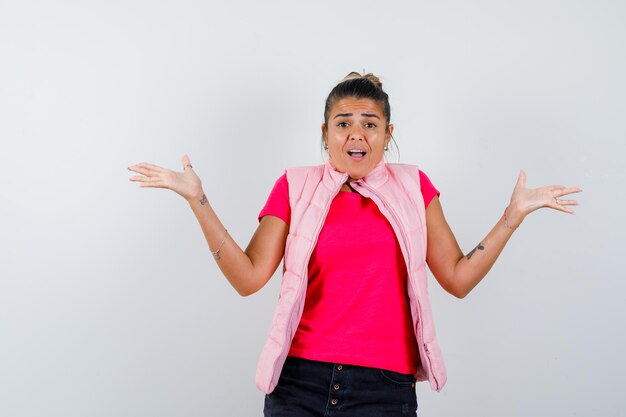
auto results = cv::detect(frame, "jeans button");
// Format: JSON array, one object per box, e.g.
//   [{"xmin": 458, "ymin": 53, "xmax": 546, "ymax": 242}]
[
  {"xmin": 331, "ymin": 398, "xmax": 338, "ymax": 405},
  {"xmin": 336, "ymin": 364, "xmax": 343, "ymax": 371},
  {"xmin": 333, "ymin": 383, "xmax": 340, "ymax": 390}
]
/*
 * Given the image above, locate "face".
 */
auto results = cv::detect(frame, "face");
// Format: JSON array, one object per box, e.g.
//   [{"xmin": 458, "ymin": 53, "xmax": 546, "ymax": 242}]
[{"xmin": 322, "ymin": 97, "xmax": 393, "ymax": 180}]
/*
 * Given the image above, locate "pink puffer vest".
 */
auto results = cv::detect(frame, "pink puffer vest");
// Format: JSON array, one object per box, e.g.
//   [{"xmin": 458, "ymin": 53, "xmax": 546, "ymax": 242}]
[{"xmin": 255, "ymin": 159, "xmax": 447, "ymax": 393}]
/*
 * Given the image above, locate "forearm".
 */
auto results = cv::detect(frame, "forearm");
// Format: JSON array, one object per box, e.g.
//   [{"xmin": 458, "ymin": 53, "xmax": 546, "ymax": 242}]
[
  {"xmin": 186, "ymin": 191, "xmax": 259, "ymax": 296},
  {"xmin": 448, "ymin": 207, "xmax": 521, "ymax": 298}
]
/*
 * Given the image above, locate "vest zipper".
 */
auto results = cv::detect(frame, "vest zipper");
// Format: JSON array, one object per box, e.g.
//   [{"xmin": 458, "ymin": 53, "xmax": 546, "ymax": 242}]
[
  {"xmin": 272, "ymin": 171, "xmax": 348, "ymax": 389},
  {"xmin": 351, "ymin": 180, "xmax": 439, "ymax": 390},
  {"xmin": 288, "ymin": 174, "xmax": 348, "ymax": 340}
]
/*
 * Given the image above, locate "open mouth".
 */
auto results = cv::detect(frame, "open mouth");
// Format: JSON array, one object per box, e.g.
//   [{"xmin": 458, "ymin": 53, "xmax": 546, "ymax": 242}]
[{"xmin": 347, "ymin": 149, "xmax": 367, "ymax": 159}]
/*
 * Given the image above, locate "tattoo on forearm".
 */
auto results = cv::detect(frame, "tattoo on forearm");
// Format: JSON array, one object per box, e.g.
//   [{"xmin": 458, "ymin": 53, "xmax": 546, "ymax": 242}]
[
  {"xmin": 466, "ymin": 242, "xmax": 485, "ymax": 260},
  {"xmin": 199, "ymin": 194, "xmax": 208, "ymax": 206}
]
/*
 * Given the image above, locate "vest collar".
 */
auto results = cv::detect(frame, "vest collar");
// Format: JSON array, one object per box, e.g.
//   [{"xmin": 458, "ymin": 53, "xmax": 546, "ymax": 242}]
[{"xmin": 323, "ymin": 158, "xmax": 389, "ymax": 190}]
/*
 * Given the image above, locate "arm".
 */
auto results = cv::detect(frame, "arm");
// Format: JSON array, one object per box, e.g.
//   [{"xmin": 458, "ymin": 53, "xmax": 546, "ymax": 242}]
[
  {"xmin": 128, "ymin": 155, "xmax": 288, "ymax": 296},
  {"xmin": 187, "ymin": 196, "xmax": 288, "ymax": 296},
  {"xmin": 426, "ymin": 171, "xmax": 581, "ymax": 299}
]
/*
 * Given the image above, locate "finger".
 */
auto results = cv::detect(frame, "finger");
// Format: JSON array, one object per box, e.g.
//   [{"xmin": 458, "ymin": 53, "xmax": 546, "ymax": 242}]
[
  {"xmin": 129, "ymin": 162, "xmax": 164, "ymax": 173},
  {"xmin": 182, "ymin": 154, "xmax": 193, "ymax": 170},
  {"xmin": 550, "ymin": 200, "xmax": 576, "ymax": 214},
  {"xmin": 556, "ymin": 205, "xmax": 575, "ymax": 214},
  {"xmin": 556, "ymin": 199, "xmax": 579, "ymax": 206},
  {"xmin": 128, "ymin": 165, "xmax": 158, "ymax": 176},
  {"xmin": 138, "ymin": 178, "xmax": 166, "ymax": 188},
  {"xmin": 129, "ymin": 175, "xmax": 164, "ymax": 184},
  {"xmin": 515, "ymin": 170, "xmax": 526, "ymax": 190},
  {"xmin": 128, "ymin": 165, "xmax": 156, "ymax": 175},
  {"xmin": 555, "ymin": 187, "xmax": 583, "ymax": 197}
]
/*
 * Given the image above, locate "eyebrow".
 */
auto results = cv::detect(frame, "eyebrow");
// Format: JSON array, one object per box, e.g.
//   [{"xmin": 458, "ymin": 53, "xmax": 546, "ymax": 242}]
[{"xmin": 333, "ymin": 113, "xmax": 381, "ymax": 119}]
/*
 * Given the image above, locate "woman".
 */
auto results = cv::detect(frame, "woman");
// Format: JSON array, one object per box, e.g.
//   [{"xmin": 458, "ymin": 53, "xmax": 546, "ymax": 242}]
[{"xmin": 128, "ymin": 73, "xmax": 581, "ymax": 416}]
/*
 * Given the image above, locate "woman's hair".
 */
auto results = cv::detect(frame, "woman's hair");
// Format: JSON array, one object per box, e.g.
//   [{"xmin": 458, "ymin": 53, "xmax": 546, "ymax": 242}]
[{"xmin": 322, "ymin": 72, "xmax": 391, "ymax": 131}]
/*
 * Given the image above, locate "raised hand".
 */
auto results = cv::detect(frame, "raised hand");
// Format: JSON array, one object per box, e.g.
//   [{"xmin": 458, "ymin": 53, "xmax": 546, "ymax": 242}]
[
  {"xmin": 507, "ymin": 170, "xmax": 582, "ymax": 228},
  {"xmin": 128, "ymin": 154, "xmax": 204, "ymax": 202}
]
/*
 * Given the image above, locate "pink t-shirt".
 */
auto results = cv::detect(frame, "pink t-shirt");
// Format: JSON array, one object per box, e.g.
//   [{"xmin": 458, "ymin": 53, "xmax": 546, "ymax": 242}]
[{"xmin": 258, "ymin": 170, "xmax": 439, "ymax": 375}]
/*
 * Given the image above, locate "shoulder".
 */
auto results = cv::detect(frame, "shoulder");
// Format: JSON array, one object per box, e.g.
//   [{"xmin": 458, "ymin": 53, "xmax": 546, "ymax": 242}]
[
  {"xmin": 285, "ymin": 164, "xmax": 325, "ymax": 185},
  {"xmin": 286, "ymin": 164, "xmax": 325, "ymax": 175},
  {"xmin": 385, "ymin": 163, "xmax": 421, "ymax": 175},
  {"xmin": 385, "ymin": 163, "xmax": 433, "ymax": 180},
  {"xmin": 384, "ymin": 163, "xmax": 438, "ymax": 201},
  {"xmin": 385, "ymin": 163, "xmax": 422, "ymax": 186}
]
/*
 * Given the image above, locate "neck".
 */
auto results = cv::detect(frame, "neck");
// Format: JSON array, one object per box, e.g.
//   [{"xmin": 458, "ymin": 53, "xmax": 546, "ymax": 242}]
[{"xmin": 341, "ymin": 180, "xmax": 357, "ymax": 192}]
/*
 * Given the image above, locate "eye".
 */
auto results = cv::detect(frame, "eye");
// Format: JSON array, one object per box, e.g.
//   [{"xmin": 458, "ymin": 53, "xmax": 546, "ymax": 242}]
[
  {"xmin": 337, "ymin": 121, "xmax": 349, "ymax": 128},
  {"xmin": 364, "ymin": 123, "xmax": 376, "ymax": 128}
]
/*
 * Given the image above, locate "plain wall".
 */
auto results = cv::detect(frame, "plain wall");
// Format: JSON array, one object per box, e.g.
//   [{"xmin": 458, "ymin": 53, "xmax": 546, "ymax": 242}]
[{"xmin": 1, "ymin": 0, "xmax": 624, "ymax": 416}]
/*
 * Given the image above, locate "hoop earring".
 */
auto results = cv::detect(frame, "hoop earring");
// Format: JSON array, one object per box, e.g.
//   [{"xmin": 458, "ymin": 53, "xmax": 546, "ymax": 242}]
[{"xmin": 324, "ymin": 143, "xmax": 328, "ymax": 150}]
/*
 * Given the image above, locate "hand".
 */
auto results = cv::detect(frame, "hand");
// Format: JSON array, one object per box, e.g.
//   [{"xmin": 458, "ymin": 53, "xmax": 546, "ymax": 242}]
[
  {"xmin": 506, "ymin": 170, "xmax": 582, "ymax": 228},
  {"xmin": 128, "ymin": 154, "xmax": 204, "ymax": 201}
]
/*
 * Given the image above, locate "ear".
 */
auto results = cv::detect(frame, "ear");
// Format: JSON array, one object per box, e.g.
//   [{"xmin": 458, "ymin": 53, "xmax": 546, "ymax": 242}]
[
  {"xmin": 321, "ymin": 123, "xmax": 328, "ymax": 145},
  {"xmin": 386, "ymin": 124, "xmax": 394, "ymax": 146}
]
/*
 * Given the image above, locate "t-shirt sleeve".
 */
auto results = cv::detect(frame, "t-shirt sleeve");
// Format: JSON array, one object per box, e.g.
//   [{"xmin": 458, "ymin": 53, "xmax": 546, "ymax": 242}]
[
  {"xmin": 258, "ymin": 173, "xmax": 291, "ymax": 224},
  {"xmin": 419, "ymin": 170, "xmax": 440, "ymax": 208}
]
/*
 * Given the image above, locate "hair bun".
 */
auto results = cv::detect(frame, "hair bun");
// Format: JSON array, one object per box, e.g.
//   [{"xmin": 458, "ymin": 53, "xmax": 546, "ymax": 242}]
[
  {"xmin": 363, "ymin": 73, "xmax": 383, "ymax": 89},
  {"xmin": 342, "ymin": 71, "xmax": 384, "ymax": 89}
]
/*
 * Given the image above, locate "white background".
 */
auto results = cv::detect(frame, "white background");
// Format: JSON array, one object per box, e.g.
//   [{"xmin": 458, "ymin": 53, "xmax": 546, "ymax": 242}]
[{"xmin": 0, "ymin": 1, "xmax": 624, "ymax": 416}]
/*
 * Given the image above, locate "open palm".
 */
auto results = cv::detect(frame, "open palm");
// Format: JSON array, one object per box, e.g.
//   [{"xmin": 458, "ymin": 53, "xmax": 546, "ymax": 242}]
[
  {"xmin": 128, "ymin": 154, "xmax": 203, "ymax": 201},
  {"xmin": 509, "ymin": 170, "xmax": 581, "ymax": 220}
]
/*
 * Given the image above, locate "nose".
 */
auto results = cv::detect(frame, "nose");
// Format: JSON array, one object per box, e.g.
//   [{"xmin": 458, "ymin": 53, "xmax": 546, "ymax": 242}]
[{"xmin": 348, "ymin": 125, "xmax": 365, "ymax": 141}]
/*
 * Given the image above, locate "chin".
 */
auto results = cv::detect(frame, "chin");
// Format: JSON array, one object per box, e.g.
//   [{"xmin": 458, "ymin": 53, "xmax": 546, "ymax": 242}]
[
  {"xmin": 333, "ymin": 159, "xmax": 372, "ymax": 179},
  {"xmin": 346, "ymin": 169, "xmax": 367, "ymax": 180}
]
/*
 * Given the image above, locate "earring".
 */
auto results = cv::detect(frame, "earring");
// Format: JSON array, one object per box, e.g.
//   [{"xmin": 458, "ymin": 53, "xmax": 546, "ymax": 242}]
[
  {"xmin": 384, "ymin": 145, "xmax": 389, "ymax": 151},
  {"xmin": 324, "ymin": 143, "xmax": 328, "ymax": 150}
]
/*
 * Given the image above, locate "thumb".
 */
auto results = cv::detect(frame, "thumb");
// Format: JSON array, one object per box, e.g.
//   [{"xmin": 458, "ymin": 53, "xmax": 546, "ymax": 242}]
[
  {"xmin": 182, "ymin": 154, "xmax": 192, "ymax": 170},
  {"xmin": 515, "ymin": 169, "xmax": 526, "ymax": 190}
]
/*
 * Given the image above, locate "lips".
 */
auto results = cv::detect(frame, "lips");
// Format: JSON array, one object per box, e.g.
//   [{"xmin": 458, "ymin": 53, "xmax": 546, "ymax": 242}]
[{"xmin": 347, "ymin": 149, "xmax": 367, "ymax": 159}]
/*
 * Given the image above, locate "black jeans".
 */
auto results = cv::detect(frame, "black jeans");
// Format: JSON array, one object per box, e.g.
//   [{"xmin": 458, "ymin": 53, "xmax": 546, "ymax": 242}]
[{"xmin": 264, "ymin": 356, "xmax": 418, "ymax": 417}]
